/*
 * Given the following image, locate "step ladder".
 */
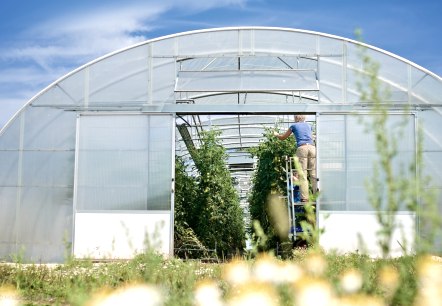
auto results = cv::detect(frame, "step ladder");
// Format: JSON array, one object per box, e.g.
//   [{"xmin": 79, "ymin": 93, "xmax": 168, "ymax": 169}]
[{"xmin": 284, "ymin": 156, "xmax": 317, "ymax": 242}]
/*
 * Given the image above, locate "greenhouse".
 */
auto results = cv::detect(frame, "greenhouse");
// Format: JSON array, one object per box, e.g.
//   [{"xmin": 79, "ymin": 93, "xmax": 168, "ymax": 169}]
[{"xmin": 0, "ymin": 27, "xmax": 441, "ymax": 262}]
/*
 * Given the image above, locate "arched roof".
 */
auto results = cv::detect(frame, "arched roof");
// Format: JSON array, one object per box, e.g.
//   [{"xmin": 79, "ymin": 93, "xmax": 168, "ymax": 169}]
[{"xmin": 2, "ymin": 26, "xmax": 442, "ymax": 134}]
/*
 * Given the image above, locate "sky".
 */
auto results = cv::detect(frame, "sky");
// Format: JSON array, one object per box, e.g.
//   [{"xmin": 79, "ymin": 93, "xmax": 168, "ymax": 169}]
[{"xmin": 0, "ymin": 0, "xmax": 441, "ymax": 128}]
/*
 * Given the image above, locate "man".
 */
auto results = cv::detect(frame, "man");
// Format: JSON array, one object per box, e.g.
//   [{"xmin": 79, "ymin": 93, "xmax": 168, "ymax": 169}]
[{"xmin": 274, "ymin": 115, "xmax": 317, "ymax": 202}]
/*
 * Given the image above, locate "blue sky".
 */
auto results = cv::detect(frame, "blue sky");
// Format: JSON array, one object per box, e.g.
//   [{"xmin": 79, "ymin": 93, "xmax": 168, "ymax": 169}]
[{"xmin": 0, "ymin": 0, "xmax": 441, "ymax": 128}]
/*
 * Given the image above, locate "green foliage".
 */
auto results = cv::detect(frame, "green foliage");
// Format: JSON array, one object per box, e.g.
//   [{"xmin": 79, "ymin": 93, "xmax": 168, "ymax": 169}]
[
  {"xmin": 248, "ymin": 127, "xmax": 296, "ymax": 250},
  {"xmin": 174, "ymin": 156, "xmax": 199, "ymax": 229},
  {"xmin": 298, "ymin": 203, "xmax": 319, "ymax": 246},
  {"xmin": 174, "ymin": 156, "xmax": 208, "ymax": 258},
  {"xmin": 192, "ymin": 129, "xmax": 246, "ymax": 257},
  {"xmin": 174, "ymin": 225, "xmax": 212, "ymax": 259},
  {"xmin": 175, "ymin": 129, "xmax": 246, "ymax": 258},
  {"xmin": 245, "ymin": 220, "xmax": 269, "ymax": 258}
]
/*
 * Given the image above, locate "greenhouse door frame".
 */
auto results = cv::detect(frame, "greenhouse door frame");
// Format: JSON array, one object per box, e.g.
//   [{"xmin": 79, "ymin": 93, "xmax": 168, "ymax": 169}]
[{"xmin": 72, "ymin": 113, "xmax": 175, "ymax": 260}]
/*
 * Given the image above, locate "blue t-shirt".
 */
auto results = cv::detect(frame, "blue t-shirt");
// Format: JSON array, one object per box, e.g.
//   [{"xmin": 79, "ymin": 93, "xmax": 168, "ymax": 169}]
[{"xmin": 290, "ymin": 122, "xmax": 313, "ymax": 147}]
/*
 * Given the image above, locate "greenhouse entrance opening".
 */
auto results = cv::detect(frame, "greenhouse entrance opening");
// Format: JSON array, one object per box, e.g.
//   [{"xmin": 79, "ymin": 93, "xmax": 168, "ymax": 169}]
[{"xmin": 174, "ymin": 113, "xmax": 318, "ymax": 253}]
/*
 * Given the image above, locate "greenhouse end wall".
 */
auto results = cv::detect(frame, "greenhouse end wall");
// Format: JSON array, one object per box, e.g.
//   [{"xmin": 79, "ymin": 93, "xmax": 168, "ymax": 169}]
[{"xmin": 0, "ymin": 27, "xmax": 441, "ymax": 262}]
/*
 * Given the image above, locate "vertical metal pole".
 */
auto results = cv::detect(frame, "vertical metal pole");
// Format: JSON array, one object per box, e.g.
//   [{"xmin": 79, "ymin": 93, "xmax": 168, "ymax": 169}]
[
  {"xmin": 15, "ymin": 112, "xmax": 25, "ymax": 254},
  {"xmin": 285, "ymin": 156, "xmax": 292, "ymax": 240},
  {"xmin": 238, "ymin": 29, "xmax": 242, "ymax": 105},
  {"xmin": 72, "ymin": 114, "xmax": 81, "ymax": 258},
  {"xmin": 342, "ymin": 42, "xmax": 348, "ymax": 104},
  {"xmin": 315, "ymin": 113, "xmax": 320, "ymax": 236},
  {"xmin": 170, "ymin": 114, "xmax": 176, "ymax": 257},
  {"xmin": 413, "ymin": 113, "xmax": 420, "ymax": 248},
  {"xmin": 147, "ymin": 44, "xmax": 153, "ymax": 105},
  {"xmin": 237, "ymin": 57, "xmax": 241, "ymax": 104},
  {"xmin": 84, "ymin": 67, "xmax": 89, "ymax": 108},
  {"xmin": 316, "ymin": 35, "xmax": 321, "ymax": 104},
  {"xmin": 289, "ymin": 157, "xmax": 297, "ymax": 240}
]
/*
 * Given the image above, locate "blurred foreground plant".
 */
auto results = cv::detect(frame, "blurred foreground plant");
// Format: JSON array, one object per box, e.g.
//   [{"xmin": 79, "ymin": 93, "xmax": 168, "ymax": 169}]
[
  {"xmin": 356, "ymin": 30, "xmax": 441, "ymax": 257},
  {"xmin": 1, "ymin": 251, "xmax": 441, "ymax": 305}
]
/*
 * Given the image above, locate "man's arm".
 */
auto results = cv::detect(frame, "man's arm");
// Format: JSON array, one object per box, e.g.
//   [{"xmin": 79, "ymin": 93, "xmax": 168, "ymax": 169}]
[{"xmin": 274, "ymin": 128, "xmax": 292, "ymax": 140}]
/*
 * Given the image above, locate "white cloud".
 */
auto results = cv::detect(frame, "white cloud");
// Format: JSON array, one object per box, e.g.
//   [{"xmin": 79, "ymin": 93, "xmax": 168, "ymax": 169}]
[
  {"xmin": 169, "ymin": 0, "xmax": 248, "ymax": 11},
  {"xmin": 1, "ymin": 0, "xmax": 252, "ymax": 72},
  {"xmin": 0, "ymin": 0, "xmax": 253, "ymax": 120},
  {"xmin": 0, "ymin": 67, "xmax": 59, "ymax": 84},
  {"xmin": 5, "ymin": 5, "xmax": 166, "ymax": 68},
  {"xmin": 0, "ymin": 2, "xmax": 170, "ymax": 114}
]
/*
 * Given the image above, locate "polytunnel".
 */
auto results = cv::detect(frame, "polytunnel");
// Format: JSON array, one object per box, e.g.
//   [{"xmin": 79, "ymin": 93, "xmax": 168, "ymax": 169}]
[{"xmin": 0, "ymin": 27, "xmax": 441, "ymax": 262}]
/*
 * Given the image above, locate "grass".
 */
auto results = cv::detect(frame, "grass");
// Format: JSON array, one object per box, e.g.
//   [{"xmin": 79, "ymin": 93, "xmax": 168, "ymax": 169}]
[
  {"xmin": 1, "ymin": 249, "xmax": 440, "ymax": 305},
  {"xmin": 0, "ymin": 252, "xmax": 221, "ymax": 305}
]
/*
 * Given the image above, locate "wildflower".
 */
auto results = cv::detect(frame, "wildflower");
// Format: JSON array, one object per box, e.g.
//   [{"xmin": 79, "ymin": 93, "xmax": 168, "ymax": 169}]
[
  {"xmin": 194, "ymin": 280, "xmax": 223, "ymax": 306},
  {"xmin": 293, "ymin": 277, "xmax": 334, "ymax": 306},
  {"xmin": 304, "ymin": 252, "xmax": 327, "ymax": 276},
  {"xmin": 227, "ymin": 281, "xmax": 278, "ymax": 306},
  {"xmin": 378, "ymin": 265, "xmax": 399, "ymax": 298},
  {"xmin": 278, "ymin": 261, "xmax": 304, "ymax": 284},
  {"xmin": 252, "ymin": 254, "xmax": 281, "ymax": 284},
  {"xmin": 87, "ymin": 284, "xmax": 162, "ymax": 306},
  {"xmin": 416, "ymin": 255, "xmax": 442, "ymax": 287},
  {"xmin": 414, "ymin": 255, "xmax": 442, "ymax": 306},
  {"xmin": 340, "ymin": 268, "xmax": 363, "ymax": 294},
  {"xmin": 223, "ymin": 260, "xmax": 251, "ymax": 286},
  {"xmin": 195, "ymin": 266, "xmax": 214, "ymax": 276},
  {"xmin": 337, "ymin": 294, "xmax": 385, "ymax": 306},
  {"xmin": 0, "ymin": 285, "xmax": 19, "ymax": 306}
]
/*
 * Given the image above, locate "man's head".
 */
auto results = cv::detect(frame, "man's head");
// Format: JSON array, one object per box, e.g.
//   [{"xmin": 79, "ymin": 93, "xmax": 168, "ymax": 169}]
[{"xmin": 294, "ymin": 115, "xmax": 305, "ymax": 122}]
